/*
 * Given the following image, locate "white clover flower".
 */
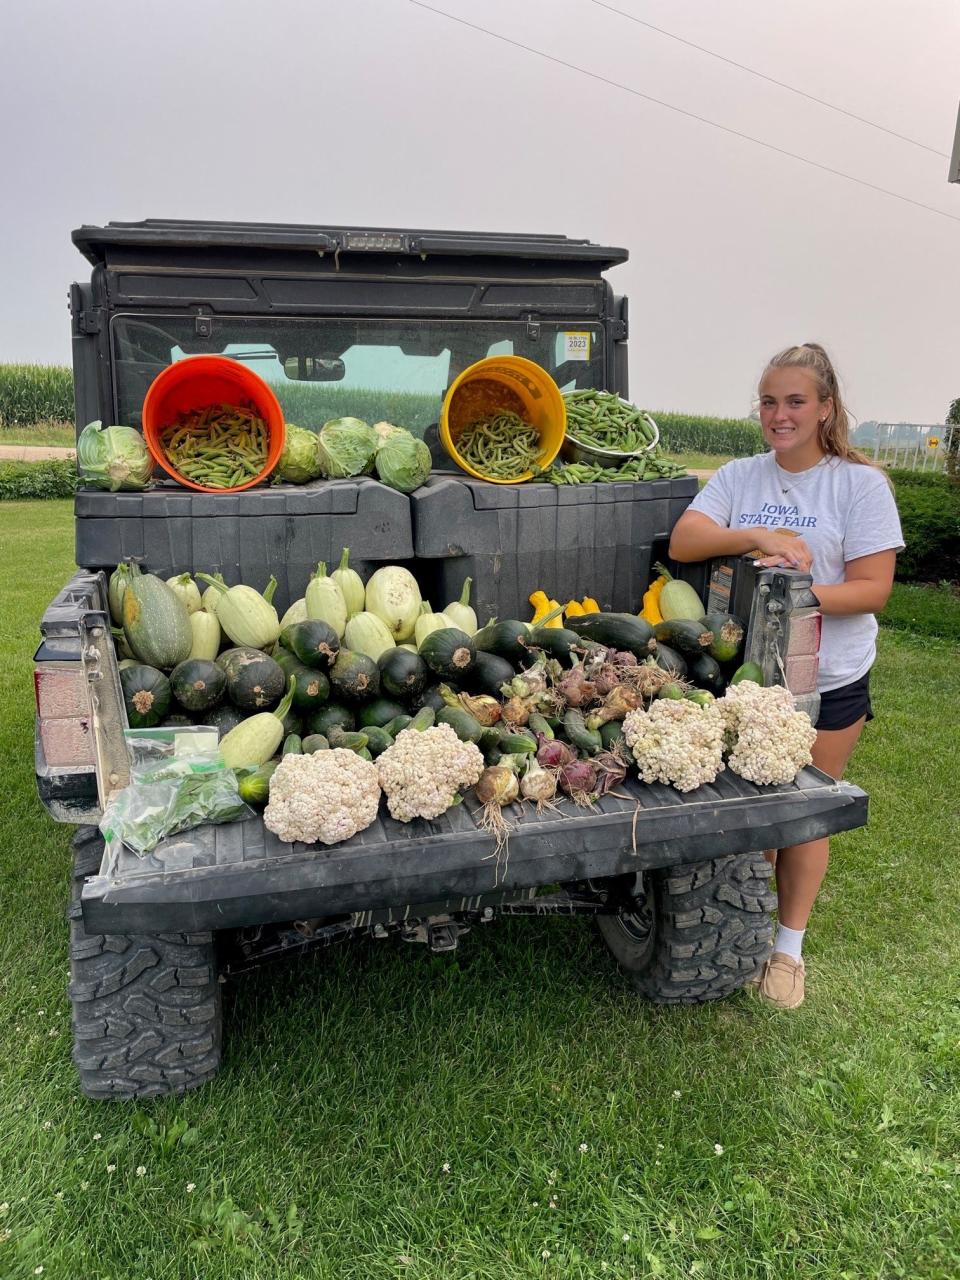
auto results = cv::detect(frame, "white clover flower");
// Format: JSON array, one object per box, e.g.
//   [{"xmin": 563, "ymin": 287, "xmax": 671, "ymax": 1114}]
[
  {"xmin": 42, "ymin": 1122, "xmax": 52, "ymax": 1131},
  {"xmin": 106, "ymin": 1165, "xmax": 116, "ymax": 1174},
  {"xmin": 578, "ymin": 1143, "xmax": 589, "ymax": 1153},
  {"xmin": 136, "ymin": 1166, "xmax": 146, "ymax": 1177},
  {"xmin": 622, "ymin": 1232, "xmax": 631, "ymax": 1242},
  {"xmin": 672, "ymin": 1090, "xmax": 682, "ymax": 1100},
  {"xmin": 92, "ymin": 1133, "xmax": 101, "ymax": 1142},
  {"xmin": 542, "ymin": 1250, "xmax": 552, "ymax": 1260},
  {"xmin": 714, "ymin": 1144, "xmax": 724, "ymax": 1156},
  {"xmin": 186, "ymin": 1183, "xmax": 196, "ymax": 1193},
  {"xmin": 441, "ymin": 1162, "xmax": 451, "ymax": 1174}
]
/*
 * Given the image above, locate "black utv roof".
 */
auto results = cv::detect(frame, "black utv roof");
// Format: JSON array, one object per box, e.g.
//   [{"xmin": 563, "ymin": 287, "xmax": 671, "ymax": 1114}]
[{"xmin": 72, "ymin": 219, "xmax": 629, "ymax": 271}]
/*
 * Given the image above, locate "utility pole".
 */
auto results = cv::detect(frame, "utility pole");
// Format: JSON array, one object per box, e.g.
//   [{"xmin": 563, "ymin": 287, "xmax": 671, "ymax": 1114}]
[{"xmin": 950, "ymin": 101, "xmax": 960, "ymax": 182}]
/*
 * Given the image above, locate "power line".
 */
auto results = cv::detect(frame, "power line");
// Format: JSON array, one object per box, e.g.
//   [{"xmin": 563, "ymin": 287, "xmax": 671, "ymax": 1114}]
[
  {"xmin": 592, "ymin": 0, "xmax": 950, "ymax": 160},
  {"xmin": 407, "ymin": 1, "xmax": 960, "ymax": 226}
]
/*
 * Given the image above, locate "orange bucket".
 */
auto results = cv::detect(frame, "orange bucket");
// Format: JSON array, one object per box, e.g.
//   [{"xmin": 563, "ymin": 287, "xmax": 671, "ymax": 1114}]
[{"xmin": 141, "ymin": 355, "xmax": 286, "ymax": 493}]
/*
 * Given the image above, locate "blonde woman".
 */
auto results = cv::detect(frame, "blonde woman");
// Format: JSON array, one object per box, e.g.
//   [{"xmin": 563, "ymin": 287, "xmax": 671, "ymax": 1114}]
[{"xmin": 668, "ymin": 344, "xmax": 904, "ymax": 1009}]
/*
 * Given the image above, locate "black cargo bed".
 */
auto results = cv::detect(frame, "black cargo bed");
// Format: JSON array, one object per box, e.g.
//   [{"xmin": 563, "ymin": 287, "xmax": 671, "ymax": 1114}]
[{"xmin": 81, "ymin": 768, "xmax": 867, "ymax": 934}]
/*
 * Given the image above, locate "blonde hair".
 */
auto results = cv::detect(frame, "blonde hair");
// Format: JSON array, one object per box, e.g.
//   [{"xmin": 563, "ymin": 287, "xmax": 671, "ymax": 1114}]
[{"xmin": 763, "ymin": 343, "xmax": 876, "ymax": 466}]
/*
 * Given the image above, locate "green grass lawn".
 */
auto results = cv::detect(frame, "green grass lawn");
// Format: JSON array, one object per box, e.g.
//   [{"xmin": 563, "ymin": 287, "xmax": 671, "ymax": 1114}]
[
  {"xmin": 1, "ymin": 502, "xmax": 958, "ymax": 1280},
  {"xmin": 0, "ymin": 422, "xmax": 75, "ymax": 448}
]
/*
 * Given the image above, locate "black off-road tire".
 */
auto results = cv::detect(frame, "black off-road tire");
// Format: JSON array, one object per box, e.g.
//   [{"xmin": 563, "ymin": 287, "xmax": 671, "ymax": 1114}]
[
  {"xmin": 597, "ymin": 852, "xmax": 776, "ymax": 1003},
  {"xmin": 67, "ymin": 826, "xmax": 223, "ymax": 1100}
]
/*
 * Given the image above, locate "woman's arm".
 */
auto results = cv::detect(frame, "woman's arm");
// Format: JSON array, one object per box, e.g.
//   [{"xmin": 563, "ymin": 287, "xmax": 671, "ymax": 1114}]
[
  {"xmin": 812, "ymin": 549, "xmax": 897, "ymax": 616},
  {"xmin": 669, "ymin": 510, "xmax": 814, "ymax": 570}
]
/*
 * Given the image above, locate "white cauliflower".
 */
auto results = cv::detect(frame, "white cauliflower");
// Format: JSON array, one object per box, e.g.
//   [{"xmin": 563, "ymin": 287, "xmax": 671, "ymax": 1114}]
[
  {"xmin": 264, "ymin": 748, "xmax": 381, "ymax": 845},
  {"xmin": 717, "ymin": 681, "xmax": 817, "ymax": 786},
  {"xmin": 622, "ymin": 699, "xmax": 725, "ymax": 793},
  {"xmin": 377, "ymin": 723, "xmax": 485, "ymax": 822}
]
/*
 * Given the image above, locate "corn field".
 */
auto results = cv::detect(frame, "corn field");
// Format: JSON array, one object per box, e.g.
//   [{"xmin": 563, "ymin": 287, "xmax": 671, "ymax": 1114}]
[
  {"xmin": 0, "ymin": 364, "xmax": 74, "ymax": 426},
  {"xmin": 651, "ymin": 410, "xmax": 764, "ymax": 457}
]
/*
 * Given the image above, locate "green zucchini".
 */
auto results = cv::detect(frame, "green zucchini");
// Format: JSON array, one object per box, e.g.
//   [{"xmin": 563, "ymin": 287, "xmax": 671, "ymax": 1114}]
[
  {"xmin": 653, "ymin": 619, "xmax": 715, "ymax": 657},
  {"xmin": 654, "ymin": 643, "xmax": 688, "ymax": 679},
  {"xmin": 274, "ymin": 649, "xmax": 331, "ymax": 712},
  {"xmin": 499, "ymin": 730, "xmax": 537, "ymax": 755},
  {"xmin": 120, "ymin": 564, "xmax": 193, "ymax": 670},
  {"xmin": 282, "ymin": 733, "xmax": 302, "ymax": 756},
  {"xmin": 461, "ymin": 651, "xmax": 515, "ymax": 697},
  {"xmin": 436, "ymin": 706, "xmax": 484, "ymax": 745},
  {"xmin": 689, "ymin": 653, "xmax": 725, "ymax": 694},
  {"xmin": 306, "ymin": 704, "xmax": 356, "ymax": 736},
  {"xmin": 408, "ymin": 706, "xmax": 436, "ymax": 731},
  {"xmin": 361, "ymin": 725, "xmax": 394, "ymax": 758},
  {"xmin": 301, "ymin": 733, "xmax": 330, "ymax": 753},
  {"xmin": 359, "ymin": 697, "xmax": 407, "ymax": 729},
  {"xmin": 329, "ymin": 649, "xmax": 380, "ymax": 702},
  {"xmin": 383, "ymin": 713, "xmax": 413, "ymax": 736},
  {"xmin": 523, "ymin": 626, "xmax": 582, "ymax": 663},
  {"xmin": 120, "ymin": 664, "xmax": 171, "ymax": 729},
  {"xmin": 478, "ymin": 722, "xmax": 508, "ymax": 753},
  {"xmin": 217, "ymin": 647, "xmax": 286, "ymax": 710},
  {"xmin": 418, "ymin": 627, "xmax": 477, "ymax": 680},
  {"xmin": 279, "ymin": 618, "xmax": 341, "ymax": 669},
  {"xmin": 730, "ymin": 661, "xmax": 764, "ymax": 686},
  {"xmin": 237, "ymin": 759, "xmax": 279, "ymax": 808},
  {"xmin": 169, "ymin": 659, "xmax": 227, "ymax": 714},
  {"xmin": 377, "ymin": 647, "xmax": 428, "ymax": 700},
  {"xmin": 702, "ymin": 613, "xmax": 746, "ymax": 664},
  {"xmin": 565, "ymin": 612, "xmax": 657, "ymax": 658},
  {"xmin": 472, "ymin": 619, "xmax": 531, "ymax": 665},
  {"xmin": 562, "ymin": 708, "xmax": 603, "ymax": 755}
]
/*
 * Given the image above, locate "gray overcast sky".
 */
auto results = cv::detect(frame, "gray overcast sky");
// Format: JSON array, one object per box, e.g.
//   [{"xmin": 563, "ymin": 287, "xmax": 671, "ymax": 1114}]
[{"xmin": 2, "ymin": 0, "xmax": 957, "ymax": 423}]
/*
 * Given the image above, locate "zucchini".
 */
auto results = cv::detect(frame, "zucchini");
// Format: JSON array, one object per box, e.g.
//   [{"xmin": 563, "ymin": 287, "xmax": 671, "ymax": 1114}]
[
  {"xmin": 195, "ymin": 574, "xmax": 281, "ymax": 650},
  {"xmin": 120, "ymin": 664, "xmax": 171, "ymax": 729},
  {"xmin": 436, "ymin": 706, "xmax": 485, "ymax": 745},
  {"xmin": 279, "ymin": 619, "xmax": 340, "ymax": 669},
  {"xmin": 654, "ymin": 643, "xmax": 688, "ymax": 679},
  {"xmin": 202, "ymin": 703, "xmax": 244, "ymax": 736},
  {"xmin": 359, "ymin": 698, "xmax": 407, "ymax": 729},
  {"xmin": 685, "ymin": 689, "xmax": 716, "ymax": 708},
  {"xmin": 120, "ymin": 564, "xmax": 193, "ymax": 670},
  {"xmin": 460, "ymin": 650, "xmax": 515, "ymax": 698},
  {"xmin": 362, "ymin": 725, "xmax": 394, "ymax": 758},
  {"xmin": 274, "ymin": 649, "xmax": 331, "ymax": 712},
  {"xmin": 378, "ymin": 647, "xmax": 428, "ymax": 700},
  {"xmin": 301, "ymin": 733, "xmax": 330, "ymax": 753},
  {"xmin": 702, "ymin": 613, "xmax": 746, "ymax": 664},
  {"xmin": 730, "ymin": 661, "xmax": 764, "ymax": 686},
  {"xmin": 383, "ymin": 713, "xmax": 413, "ymax": 736},
  {"xmin": 237, "ymin": 759, "xmax": 279, "ymax": 808},
  {"xmin": 169, "ymin": 659, "xmax": 227, "ymax": 714},
  {"xmin": 653, "ymin": 619, "xmax": 715, "ymax": 657},
  {"xmin": 565, "ymin": 613, "xmax": 657, "ymax": 658},
  {"xmin": 419, "ymin": 627, "xmax": 477, "ymax": 680},
  {"xmin": 562, "ymin": 708, "xmax": 603, "ymax": 755},
  {"xmin": 329, "ymin": 649, "xmax": 380, "ymax": 702},
  {"xmin": 188, "ymin": 609, "xmax": 221, "ymax": 662},
  {"xmin": 282, "ymin": 733, "xmax": 302, "ymax": 756},
  {"xmin": 478, "ymin": 722, "xmax": 508, "ymax": 754},
  {"xmin": 107, "ymin": 561, "xmax": 133, "ymax": 626},
  {"xmin": 499, "ymin": 730, "xmax": 537, "ymax": 755},
  {"xmin": 473, "ymin": 618, "xmax": 530, "ymax": 665},
  {"xmin": 305, "ymin": 703, "xmax": 356, "ymax": 736},
  {"xmin": 523, "ymin": 626, "xmax": 582, "ymax": 663},
  {"xmin": 688, "ymin": 653, "xmax": 726, "ymax": 694},
  {"xmin": 217, "ymin": 647, "xmax": 286, "ymax": 710}
]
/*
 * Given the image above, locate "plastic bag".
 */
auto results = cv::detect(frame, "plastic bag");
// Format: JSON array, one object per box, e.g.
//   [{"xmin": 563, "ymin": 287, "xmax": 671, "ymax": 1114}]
[
  {"xmin": 100, "ymin": 732, "xmax": 253, "ymax": 856},
  {"xmin": 76, "ymin": 420, "xmax": 153, "ymax": 492}
]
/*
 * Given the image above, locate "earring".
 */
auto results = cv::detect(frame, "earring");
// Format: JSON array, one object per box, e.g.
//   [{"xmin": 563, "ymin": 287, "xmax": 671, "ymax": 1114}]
[{"xmin": 818, "ymin": 418, "xmax": 826, "ymax": 426}]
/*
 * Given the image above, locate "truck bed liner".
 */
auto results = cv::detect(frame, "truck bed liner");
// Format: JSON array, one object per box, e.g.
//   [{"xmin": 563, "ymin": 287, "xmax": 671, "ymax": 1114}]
[{"xmin": 81, "ymin": 767, "xmax": 867, "ymax": 934}]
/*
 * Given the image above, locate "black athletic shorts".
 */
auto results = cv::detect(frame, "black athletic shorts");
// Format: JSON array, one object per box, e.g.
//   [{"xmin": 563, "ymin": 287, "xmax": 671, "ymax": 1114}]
[{"xmin": 815, "ymin": 671, "xmax": 873, "ymax": 732}]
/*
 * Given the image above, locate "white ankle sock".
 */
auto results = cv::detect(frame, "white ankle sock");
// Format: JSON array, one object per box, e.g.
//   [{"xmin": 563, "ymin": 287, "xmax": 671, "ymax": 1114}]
[{"xmin": 774, "ymin": 924, "xmax": 805, "ymax": 962}]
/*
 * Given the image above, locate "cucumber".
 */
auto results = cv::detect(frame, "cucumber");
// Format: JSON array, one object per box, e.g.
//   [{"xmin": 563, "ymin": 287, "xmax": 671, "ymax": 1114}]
[
  {"xmin": 565, "ymin": 613, "xmax": 657, "ymax": 658},
  {"xmin": 656, "ymin": 682, "xmax": 686, "ymax": 700},
  {"xmin": 653, "ymin": 619, "xmax": 715, "ymax": 657},
  {"xmin": 730, "ymin": 661, "xmax": 764, "ymax": 686},
  {"xmin": 282, "ymin": 733, "xmax": 302, "ymax": 756},
  {"xmin": 362, "ymin": 725, "xmax": 394, "ymax": 758},
  {"xmin": 327, "ymin": 727, "xmax": 369, "ymax": 752},
  {"xmin": 702, "ymin": 613, "xmax": 746, "ymax": 664},
  {"xmin": 684, "ymin": 689, "xmax": 716, "ymax": 708},
  {"xmin": 561, "ymin": 709, "xmax": 602, "ymax": 755},
  {"xmin": 383, "ymin": 713, "xmax": 413, "ymax": 736},
  {"xmin": 599, "ymin": 721, "xmax": 626, "ymax": 750},
  {"xmin": 237, "ymin": 759, "xmax": 280, "ymax": 808},
  {"xmin": 527, "ymin": 712, "xmax": 554, "ymax": 740},
  {"xmin": 436, "ymin": 706, "xmax": 485, "ymax": 745},
  {"xmin": 499, "ymin": 730, "xmax": 537, "ymax": 755},
  {"xmin": 301, "ymin": 733, "xmax": 329, "ymax": 753}
]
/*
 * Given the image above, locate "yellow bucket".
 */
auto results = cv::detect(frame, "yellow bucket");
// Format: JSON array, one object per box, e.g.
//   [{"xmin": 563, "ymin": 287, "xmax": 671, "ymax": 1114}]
[{"xmin": 439, "ymin": 355, "xmax": 566, "ymax": 484}]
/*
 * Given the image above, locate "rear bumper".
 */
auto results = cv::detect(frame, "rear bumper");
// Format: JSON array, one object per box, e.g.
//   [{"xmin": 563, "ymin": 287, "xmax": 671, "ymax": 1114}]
[{"xmin": 80, "ymin": 768, "xmax": 868, "ymax": 935}]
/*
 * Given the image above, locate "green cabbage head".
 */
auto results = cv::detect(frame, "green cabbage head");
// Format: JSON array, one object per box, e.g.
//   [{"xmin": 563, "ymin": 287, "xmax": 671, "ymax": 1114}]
[
  {"xmin": 76, "ymin": 421, "xmax": 153, "ymax": 492},
  {"xmin": 374, "ymin": 427, "xmax": 432, "ymax": 494},
  {"xmin": 277, "ymin": 423, "xmax": 321, "ymax": 483},
  {"xmin": 316, "ymin": 417, "xmax": 378, "ymax": 479}
]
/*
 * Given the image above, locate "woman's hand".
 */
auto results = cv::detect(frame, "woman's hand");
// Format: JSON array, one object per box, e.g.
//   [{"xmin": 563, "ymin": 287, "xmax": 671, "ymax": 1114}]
[{"xmin": 752, "ymin": 530, "xmax": 813, "ymax": 571}]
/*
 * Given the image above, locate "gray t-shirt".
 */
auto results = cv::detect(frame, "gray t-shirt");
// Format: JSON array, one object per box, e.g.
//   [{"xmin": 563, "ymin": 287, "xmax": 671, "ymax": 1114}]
[{"xmin": 687, "ymin": 453, "xmax": 904, "ymax": 692}]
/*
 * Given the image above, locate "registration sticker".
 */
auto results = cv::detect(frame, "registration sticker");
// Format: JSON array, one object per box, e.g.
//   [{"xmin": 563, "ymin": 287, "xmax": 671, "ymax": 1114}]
[{"xmin": 561, "ymin": 331, "xmax": 591, "ymax": 362}]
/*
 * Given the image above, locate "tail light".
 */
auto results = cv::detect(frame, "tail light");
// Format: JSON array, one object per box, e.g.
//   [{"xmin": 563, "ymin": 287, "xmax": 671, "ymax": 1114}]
[{"xmin": 34, "ymin": 663, "xmax": 95, "ymax": 767}]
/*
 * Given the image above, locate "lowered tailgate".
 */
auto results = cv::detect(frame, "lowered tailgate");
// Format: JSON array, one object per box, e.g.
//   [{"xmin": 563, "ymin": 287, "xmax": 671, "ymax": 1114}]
[{"xmin": 80, "ymin": 767, "xmax": 867, "ymax": 934}]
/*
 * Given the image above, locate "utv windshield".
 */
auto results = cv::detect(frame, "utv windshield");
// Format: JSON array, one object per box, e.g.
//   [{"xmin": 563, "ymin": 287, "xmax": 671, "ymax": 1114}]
[{"xmin": 110, "ymin": 315, "xmax": 606, "ymax": 434}]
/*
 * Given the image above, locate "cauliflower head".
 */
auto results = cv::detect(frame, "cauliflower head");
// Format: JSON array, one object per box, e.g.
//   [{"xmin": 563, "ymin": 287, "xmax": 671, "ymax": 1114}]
[
  {"xmin": 717, "ymin": 681, "xmax": 816, "ymax": 785},
  {"xmin": 264, "ymin": 747, "xmax": 381, "ymax": 845},
  {"xmin": 622, "ymin": 698, "xmax": 725, "ymax": 793},
  {"xmin": 377, "ymin": 723, "xmax": 485, "ymax": 822}
]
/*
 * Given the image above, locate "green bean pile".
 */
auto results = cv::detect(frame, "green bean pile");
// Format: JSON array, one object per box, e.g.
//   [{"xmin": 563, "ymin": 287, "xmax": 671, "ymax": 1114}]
[
  {"xmin": 563, "ymin": 389, "xmax": 657, "ymax": 451},
  {"xmin": 541, "ymin": 451, "xmax": 688, "ymax": 485},
  {"xmin": 159, "ymin": 403, "xmax": 269, "ymax": 489},
  {"xmin": 455, "ymin": 410, "xmax": 542, "ymax": 480}
]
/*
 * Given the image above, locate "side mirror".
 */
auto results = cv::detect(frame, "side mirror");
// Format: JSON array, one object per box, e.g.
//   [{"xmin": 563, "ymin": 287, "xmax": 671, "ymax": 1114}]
[{"xmin": 283, "ymin": 356, "xmax": 346, "ymax": 382}]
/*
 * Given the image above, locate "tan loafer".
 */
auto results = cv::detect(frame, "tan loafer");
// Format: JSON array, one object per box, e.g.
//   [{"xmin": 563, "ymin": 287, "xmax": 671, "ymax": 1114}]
[{"xmin": 749, "ymin": 952, "xmax": 806, "ymax": 1009}]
